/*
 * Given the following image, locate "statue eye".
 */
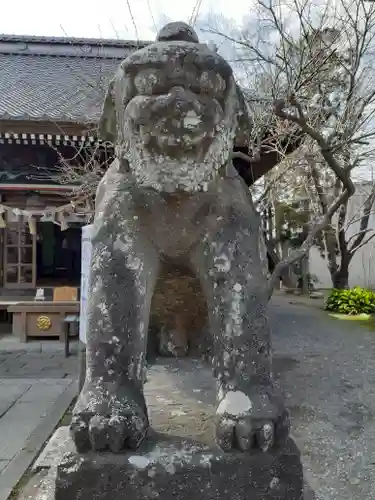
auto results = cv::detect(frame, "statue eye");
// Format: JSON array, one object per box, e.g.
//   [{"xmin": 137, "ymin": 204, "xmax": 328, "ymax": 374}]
[
  {"xmin": 134, "ymin": 70, "xmax": 165, "ymax": 95},
  {"xmin": 200, "ymin": 72, "xmax": 226, "ymax": 96}
]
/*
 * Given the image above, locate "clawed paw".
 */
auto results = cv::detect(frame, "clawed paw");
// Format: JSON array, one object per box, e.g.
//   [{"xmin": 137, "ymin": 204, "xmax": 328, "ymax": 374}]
[
  {"xmin": 215, "ymin": 387, "xmax": 290, "ymax": 452},
  {"xmin": 70, "ymin": 381, "xmax": 149, "ymax": 453}
]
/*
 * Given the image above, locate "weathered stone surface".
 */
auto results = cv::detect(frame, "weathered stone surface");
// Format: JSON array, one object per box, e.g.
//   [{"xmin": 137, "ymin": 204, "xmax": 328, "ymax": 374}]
[
  {"xmin": 58, "ymin": 360, "xmax": 303, "ymax": 499},
  {"xmin": 55, "ymin": 436, "xmax": 303, "ymax": 500},
  {"xmin": 149, "ymin": 263, "xmax": 208, "ymax": 358},
  {"xmin": 71, "ymin": 20, "xmax": 287, "ymax": 456},
  {"xmin": 33, "ymin": 427, "xmax": 75, "ymax": 472},
  {"xmin": 156, "ymin": 21, "xmax": 200, "ymax": 43}
]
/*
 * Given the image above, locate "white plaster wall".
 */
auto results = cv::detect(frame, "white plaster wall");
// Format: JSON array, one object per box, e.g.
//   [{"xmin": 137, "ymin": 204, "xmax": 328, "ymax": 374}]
[{"xmin": 309, "ymin": 182, "xmax": 375, "ymax": 289}]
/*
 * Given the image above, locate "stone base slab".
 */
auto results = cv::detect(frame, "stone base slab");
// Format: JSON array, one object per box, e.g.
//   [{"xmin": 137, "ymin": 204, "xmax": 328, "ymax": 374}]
[
  {"xmin": 53, "ymin": 359, "xmax": 304, "ymax": 499},
  {"xmin": 55, "ymin": 435, "xmax": 303, "ymax": 500}
]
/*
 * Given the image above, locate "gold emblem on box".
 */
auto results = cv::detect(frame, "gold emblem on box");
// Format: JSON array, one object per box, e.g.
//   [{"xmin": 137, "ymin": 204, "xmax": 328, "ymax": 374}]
[{"xmin": 36, "ymin": 315, "xmax": 52, "ymax": 331}]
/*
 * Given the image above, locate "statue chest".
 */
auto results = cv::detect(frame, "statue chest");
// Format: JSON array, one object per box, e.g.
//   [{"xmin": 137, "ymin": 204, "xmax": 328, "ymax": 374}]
[{"xmin": 133, "ymin": 191, "xmax": 225, "ymax": 257}]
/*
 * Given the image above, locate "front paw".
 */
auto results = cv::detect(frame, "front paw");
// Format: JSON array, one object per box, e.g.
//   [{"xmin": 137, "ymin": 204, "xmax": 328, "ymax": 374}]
[
  {"xmin": 215, "ymin": 386, "xmax": 290, "ymax": 452},
  {"xmin": 70, "ymin": 379, "xmax": 149, "ymax": 453}
]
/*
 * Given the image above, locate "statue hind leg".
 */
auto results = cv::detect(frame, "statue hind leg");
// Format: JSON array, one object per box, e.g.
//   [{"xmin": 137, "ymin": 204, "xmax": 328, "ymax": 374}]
[{"xmin": 71, "ymin": 178, "xmax": 159, "ymax": 453}]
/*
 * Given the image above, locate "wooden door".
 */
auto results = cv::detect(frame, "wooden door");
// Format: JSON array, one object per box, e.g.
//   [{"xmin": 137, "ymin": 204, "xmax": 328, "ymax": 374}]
[{"xmin": 4, "ymin": 220, "xmax": 36, "ymax": 288}]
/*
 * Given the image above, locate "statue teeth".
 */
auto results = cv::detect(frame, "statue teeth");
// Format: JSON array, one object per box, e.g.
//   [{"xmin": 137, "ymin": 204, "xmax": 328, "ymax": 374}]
[{"xmin": 183, "ymin": 110, "xmax": 202, "ymax": 129}]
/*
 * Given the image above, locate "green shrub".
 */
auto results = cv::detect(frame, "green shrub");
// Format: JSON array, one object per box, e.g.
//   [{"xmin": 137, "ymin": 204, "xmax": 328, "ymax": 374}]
[{"xmin": 325, "ymin": 287, "xmax": 375, "ymax": 315}]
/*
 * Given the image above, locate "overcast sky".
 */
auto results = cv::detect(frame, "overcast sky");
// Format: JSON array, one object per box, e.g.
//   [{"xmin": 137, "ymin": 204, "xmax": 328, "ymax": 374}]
[{"xmin": 0, "ymin": 0, "xmax": 250, "ymax": 40}]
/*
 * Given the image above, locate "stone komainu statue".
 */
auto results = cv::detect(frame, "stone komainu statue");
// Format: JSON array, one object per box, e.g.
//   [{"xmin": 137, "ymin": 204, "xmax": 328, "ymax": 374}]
[{"xmin": 71, "ymin": 22, "xmax": 289, "ymax": 454}]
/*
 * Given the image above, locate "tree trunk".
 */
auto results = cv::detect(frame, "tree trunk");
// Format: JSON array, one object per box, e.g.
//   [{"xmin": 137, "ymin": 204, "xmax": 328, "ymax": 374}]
[
  {"xmin": 264, "ymin": 237, "xmax": 297, "ymax": 289},
  {"xmin": 300, "ymin": 256, "xmax": 309, "ymax": 294},
  {"xmin": 331, "ymin": 257, "xmax": 351, "ymax": 289}
]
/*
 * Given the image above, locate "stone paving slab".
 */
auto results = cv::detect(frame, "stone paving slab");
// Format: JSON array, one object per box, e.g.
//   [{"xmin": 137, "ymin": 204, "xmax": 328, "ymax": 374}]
[
  {"xmin": 0, "ymin": 381, "xmax": 78, "ymax": 500},
  {"xmin": 0, "ymin": 401, "xmax": 58, "ymax": 460},
  {"xmin": 0, "ymin": 378, "xmax": 72, "ymax": 386},
  {"xmin": 17, "ymin": 383, "xmax": 69, "ymax": 403},
  {"xmin": 0, "ymin": 352, "xmax": 78, "ymax": 379},
  {"xmin": 0, "ymin": 463, "xmax": 8, "ymax": 475},
  {"xmin": 0, "ymin": 333, "xmax": 79, "ymax": 500},
  {"xmin": 0, "ymin": 336, "xmax": 78, "ymax": 354},
  {"xmin": 0, "ymin": 382, "xmax": 32, "ymax": 418}
]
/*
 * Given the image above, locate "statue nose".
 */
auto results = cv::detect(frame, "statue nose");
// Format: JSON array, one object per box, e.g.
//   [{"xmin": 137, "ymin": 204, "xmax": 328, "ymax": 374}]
[{"xmin": 165, "ymin": 86, "xmax": 201, "ymax": 115}]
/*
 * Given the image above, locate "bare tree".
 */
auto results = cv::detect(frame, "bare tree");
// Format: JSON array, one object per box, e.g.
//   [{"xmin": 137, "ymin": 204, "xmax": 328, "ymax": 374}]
[
  {"xmin": 50, "ymin": 2, "xmax": 375, "ymax": 294},
  {"xmin": 50, "ymin": 142, "xmax": 113, "ymax": 210},
  {"xmin": 206, "ymin": 0, "xmax": 375, "ymax": 292}
]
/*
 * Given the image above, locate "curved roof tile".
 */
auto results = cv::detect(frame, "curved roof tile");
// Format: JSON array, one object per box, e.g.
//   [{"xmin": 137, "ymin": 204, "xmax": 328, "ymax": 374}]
[{"xmin": 0, "ymin": 34, "xmax": 149, "ymax": 123}]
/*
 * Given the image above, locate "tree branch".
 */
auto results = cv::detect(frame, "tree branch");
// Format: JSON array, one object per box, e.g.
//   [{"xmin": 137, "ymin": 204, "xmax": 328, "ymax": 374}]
[
  {"xmin": 268, "ymin": 96, "xmax": 356, "ymax": 294},
  {"xmin": 267, "ymin": 183, "xmax": 353, "ymax": 295},
  {"xmin": 350, "ymin": 231, "xmax": 375, "ymax": 254}
]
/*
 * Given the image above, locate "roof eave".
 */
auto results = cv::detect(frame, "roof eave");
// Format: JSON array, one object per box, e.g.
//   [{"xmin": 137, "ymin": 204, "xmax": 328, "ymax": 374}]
[
  {"xmin": 0, "ymin": 33, "xmax": 153, "ymax": 48},
  {"xmin": 0, "ymin": 114, "xmax": 99, "ymax": 124}
]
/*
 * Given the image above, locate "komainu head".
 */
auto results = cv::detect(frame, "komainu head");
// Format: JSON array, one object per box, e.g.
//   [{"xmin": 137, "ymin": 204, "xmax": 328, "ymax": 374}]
[{"xmin": 100, "ymin": 22, "xmax": 251, "ymax": 193}]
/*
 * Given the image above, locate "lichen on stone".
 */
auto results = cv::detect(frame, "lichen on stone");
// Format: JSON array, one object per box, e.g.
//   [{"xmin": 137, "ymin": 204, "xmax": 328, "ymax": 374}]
[
  {"xmin": 216, "ymin": 390, "xmax": 253, "ymax": 417},
  {"xmin": 70, "ymin": 20, "xmax": 288, "ymax": 457}
]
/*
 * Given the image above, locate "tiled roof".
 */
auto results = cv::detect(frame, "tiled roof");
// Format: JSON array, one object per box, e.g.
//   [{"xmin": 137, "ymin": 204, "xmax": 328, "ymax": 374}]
[{"xmin": 0, "ymin": 34, "xmax": 150, "ymax": 124}]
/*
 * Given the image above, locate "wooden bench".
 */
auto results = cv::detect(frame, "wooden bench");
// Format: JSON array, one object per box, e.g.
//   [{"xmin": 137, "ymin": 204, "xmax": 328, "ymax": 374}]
[{"xmin": 64, "ymin": 314, "xmax": 80, "ymax": 358}]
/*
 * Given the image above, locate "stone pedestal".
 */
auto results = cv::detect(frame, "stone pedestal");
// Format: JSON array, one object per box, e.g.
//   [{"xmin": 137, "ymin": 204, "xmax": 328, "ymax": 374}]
[
  {"xmin": 55, "ymin": 435, "xmax": 303, "ymax": 500},
  {"xmin": 52, "ymin": 359, "xmax": 304, "ymax": 500}
]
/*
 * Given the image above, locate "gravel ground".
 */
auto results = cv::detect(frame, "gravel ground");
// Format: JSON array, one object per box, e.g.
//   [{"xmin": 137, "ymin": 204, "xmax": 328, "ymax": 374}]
[{"xmin": 269, "ymin": 296, "xmax": 375, "ymax": 500}]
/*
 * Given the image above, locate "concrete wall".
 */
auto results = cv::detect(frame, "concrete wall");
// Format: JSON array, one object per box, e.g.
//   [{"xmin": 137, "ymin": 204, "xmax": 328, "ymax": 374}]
[{"xmin": 309, "ymin": 182, "xmax": 375, "ymax": 289}]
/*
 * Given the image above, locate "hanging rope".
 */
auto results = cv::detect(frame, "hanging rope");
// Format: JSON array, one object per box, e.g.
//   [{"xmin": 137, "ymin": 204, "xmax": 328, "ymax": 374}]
[{"xmin": 0, "ymin": 197, "xmax": 92, "ymax": 232}]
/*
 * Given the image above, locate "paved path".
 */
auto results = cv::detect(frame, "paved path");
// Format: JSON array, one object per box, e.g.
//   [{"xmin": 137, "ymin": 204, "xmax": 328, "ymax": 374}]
[
  {"xmin": 269, "ymin": 296, "xmax": 375, "ymax": 500},
  {"xmin": 0, "ymin": 337, "xmax": 78, "ymax": 500}
]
